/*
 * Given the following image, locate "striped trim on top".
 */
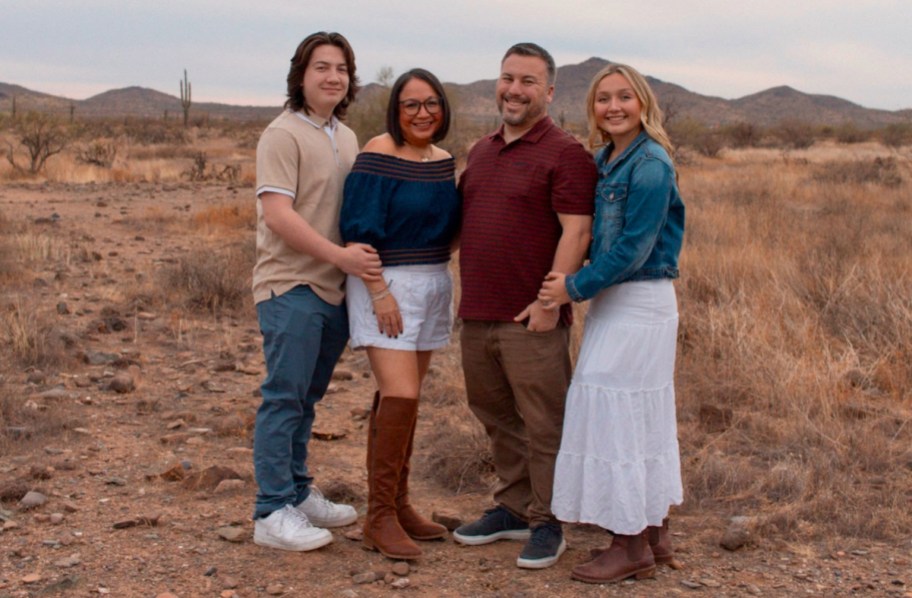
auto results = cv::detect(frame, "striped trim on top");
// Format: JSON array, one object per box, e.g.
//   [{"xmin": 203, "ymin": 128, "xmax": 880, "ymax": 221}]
[{"xmin": 352, "ymin": 152, "xmax": 455, "ymax": 182}]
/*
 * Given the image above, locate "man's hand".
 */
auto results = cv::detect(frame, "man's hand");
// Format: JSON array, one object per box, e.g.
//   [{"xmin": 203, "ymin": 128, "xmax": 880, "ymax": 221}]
[
  {"xmin": 514, "ymin": 299, "xmax": 560, "ymax": 332},
  {"xmin": 260, "ymin": 193, "xmax": 383, "ymax": 282},
  {"xmin": 337, "ymin": 243, "xmax": 382, "ymax": 282},
  {"xmin": 538, "ymin": 271, "xmax": 571, "ymax": 310}
]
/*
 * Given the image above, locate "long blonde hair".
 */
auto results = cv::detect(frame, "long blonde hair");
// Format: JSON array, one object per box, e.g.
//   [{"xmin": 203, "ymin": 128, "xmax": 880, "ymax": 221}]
[{"xmin": 585, "ymin": 63, "xmax": 674, "ymax": 160}]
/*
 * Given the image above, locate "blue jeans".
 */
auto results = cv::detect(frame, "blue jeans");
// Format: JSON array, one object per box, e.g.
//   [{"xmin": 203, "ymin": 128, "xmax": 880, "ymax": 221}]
[{"xmin": 253, "ymin": 285, "xmax": 348, "ymax": 520}]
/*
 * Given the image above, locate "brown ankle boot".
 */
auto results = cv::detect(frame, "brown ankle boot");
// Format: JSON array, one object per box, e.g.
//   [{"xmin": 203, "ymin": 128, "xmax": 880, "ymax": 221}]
[
  {"xmin": 572, "ymin": 531, "xmax": 656, "ymax": 584},
  {"xmin": 363, "ymin": 395, "xmax": 422, "ymax": 560},
  {"xmin": 648, "ymin": 517, "xmax": 681, "ymax": 569},
  {"xmin": 396, "ymin": 399, "xmax": 447, "ymax": 540}
]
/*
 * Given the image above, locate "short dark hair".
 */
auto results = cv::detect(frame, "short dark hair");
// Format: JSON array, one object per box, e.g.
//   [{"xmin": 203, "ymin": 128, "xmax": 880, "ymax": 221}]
[
  {"xmin": 386, "ymin": 68, "xmax": 451, "ymax": 146},
  {"xmin": 284, "ymin": 31, "xmax": 359, "ymax": 120},
  {"xmin": 502, "ymin": 42, "xmax": 557, "ymax": 85}
]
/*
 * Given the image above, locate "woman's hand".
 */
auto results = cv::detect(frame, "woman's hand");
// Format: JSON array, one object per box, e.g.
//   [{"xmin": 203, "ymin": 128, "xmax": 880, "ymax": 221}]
[
  {"xmin": 372, "ymin": 293, "xmax": 403, "ymax": 338},
  {"xmin": 538, "ymin": 271, "xmax": 571, "ymax": 309}
]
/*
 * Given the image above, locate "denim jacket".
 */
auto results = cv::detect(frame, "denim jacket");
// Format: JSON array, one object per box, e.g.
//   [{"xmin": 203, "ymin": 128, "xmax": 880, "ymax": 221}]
[{"xmin": 566, "ymin": 131, "xmax": 684, "ymax": 302}]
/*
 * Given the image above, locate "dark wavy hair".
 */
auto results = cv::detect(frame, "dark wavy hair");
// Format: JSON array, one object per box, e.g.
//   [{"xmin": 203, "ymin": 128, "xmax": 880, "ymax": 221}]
[
  {"xmin": 284, "ymin": 31, "xmax": 359, "ymax": 120},
  {"xmin": 502, "ymin": 42, "xmax": 556, "ymax": 85},
  {"xmin": 386, "ymin": 68, "xmax": 451, "ymax": 146}
]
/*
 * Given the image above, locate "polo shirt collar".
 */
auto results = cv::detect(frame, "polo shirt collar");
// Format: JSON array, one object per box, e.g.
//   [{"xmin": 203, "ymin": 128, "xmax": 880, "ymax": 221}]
[
  {"xmin": 491, "ymin": 115, "xmax": 554, "ymax": 144},
  {"xmin": 294, "ymin": 110, "xmax": 338, "ymax": 132}
]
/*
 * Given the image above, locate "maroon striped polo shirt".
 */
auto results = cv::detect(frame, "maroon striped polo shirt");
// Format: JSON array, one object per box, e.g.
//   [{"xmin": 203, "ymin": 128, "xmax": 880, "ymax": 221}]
[{"xmin": 458, "ymin": 116, "xmax": 597, "ymax": 325}]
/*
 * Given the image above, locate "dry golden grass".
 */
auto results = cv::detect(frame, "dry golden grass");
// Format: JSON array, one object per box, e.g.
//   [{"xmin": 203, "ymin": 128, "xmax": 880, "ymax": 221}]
[
  {"xmin": 0, "ymin": 219, "xmax": 79, "ymax": 369},
  {"xmin": 191, "ymin": 202, "xmax": 256, "ymax": 234},
  {"xmin": 2, "ymin": 124, "xmax": 256, "ymax": 185},
  {"xmin": 674, "ymin": 146, "xmax": 912, "ymax": 540},
  {"xmin": 1, "ymin": 298, "xmax": 71, "ymax": 369},
  {"xmin": 153, "ymin": 239, "xmax": 255, "ymax": 315},
  {"xmin": 0, "ymin": 210, "xmax": 21, "ymax": 284}
]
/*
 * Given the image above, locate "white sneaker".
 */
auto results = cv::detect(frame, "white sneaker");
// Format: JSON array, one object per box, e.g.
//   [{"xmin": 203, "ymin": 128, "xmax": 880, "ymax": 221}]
[
  {"xmin": 295, "ymin": 486, "xmax": 358, "ymax": 528},
  {"xmin": 253, "ymin": 504, "xmax": 333, "ymax": 551}
]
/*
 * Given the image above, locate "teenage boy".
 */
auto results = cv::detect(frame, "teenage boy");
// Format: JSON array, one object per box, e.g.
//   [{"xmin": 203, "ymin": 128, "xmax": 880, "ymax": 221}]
[{"xmin": 251, "ymin": 31, "xmax": 382, "ymax": 551}]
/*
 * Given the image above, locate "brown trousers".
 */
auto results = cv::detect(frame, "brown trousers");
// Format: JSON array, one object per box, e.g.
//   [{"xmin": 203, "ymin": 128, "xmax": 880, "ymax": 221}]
[{"xmin": 460, "ymin": 321, "xmax": 571, "ymax": 527}]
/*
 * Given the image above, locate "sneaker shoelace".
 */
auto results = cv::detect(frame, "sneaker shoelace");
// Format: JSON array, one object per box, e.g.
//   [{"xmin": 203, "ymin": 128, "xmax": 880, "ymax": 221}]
[
  {"xmin": 308, "ymin": 487, "xmax": 338, "ymax": 513},
  {"xmin": 529, "ymin": 526, "xmax": 558, "ymax": 547},
  {"xmin": 484, "ymin": 506, "xmax": 509, "ymax": 522},
  {"xmin": 285, "ymin": 505, "xmax": 314, "ymax": 529}
]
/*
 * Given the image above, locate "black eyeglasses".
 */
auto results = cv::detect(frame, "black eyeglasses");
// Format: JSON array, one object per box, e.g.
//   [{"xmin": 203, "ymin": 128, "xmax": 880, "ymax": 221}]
[{"xmin": 399, "ymin": 98, "xmax": 443, "ymax": 116}]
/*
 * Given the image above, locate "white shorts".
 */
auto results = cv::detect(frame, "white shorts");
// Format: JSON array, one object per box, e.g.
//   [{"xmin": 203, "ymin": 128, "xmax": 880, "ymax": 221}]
[{"xmin": 346, "ymin": 263, "xmax": 453, "ymax": 351}]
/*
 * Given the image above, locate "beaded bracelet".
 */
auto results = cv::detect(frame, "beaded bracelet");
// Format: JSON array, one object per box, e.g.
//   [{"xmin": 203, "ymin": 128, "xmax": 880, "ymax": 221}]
[
  {"xmin": 369, "ymin": 280, "xmax": 392, "ymax": 302},
  {"xmin": 370, "ymin": 288, "xmax": 391, "ymax": 302}
]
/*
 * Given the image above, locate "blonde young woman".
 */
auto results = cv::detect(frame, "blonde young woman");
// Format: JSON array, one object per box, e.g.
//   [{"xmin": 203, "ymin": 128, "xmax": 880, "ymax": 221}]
[{"xmin": 538, "ymin": 63, "xmax": 685, "ymax": 584}]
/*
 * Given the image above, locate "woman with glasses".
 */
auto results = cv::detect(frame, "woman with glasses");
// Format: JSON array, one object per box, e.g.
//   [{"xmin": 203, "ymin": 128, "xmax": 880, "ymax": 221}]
[{"xmin": 340, "ymin": 68, "xmax": 460, "ymax": 560}]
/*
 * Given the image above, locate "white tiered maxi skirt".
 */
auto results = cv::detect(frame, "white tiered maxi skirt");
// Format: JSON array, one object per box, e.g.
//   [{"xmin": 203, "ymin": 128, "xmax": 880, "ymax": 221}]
[{"xmin": 552, "ymin": 279, "xmax": 683, "ymax": 534}]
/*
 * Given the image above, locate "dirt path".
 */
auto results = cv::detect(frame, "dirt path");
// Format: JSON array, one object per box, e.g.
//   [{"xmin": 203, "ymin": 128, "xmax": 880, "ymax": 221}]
[{"xmin": 1, "ymin": 182, "xmax": 909, "ymax": 597}]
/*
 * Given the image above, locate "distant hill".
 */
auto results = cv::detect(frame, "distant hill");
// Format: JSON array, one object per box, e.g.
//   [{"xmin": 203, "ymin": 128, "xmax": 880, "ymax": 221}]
[
  {"xmin": 448, "ymin": 58, "xmax": 909, "ymax": 129},
  {"xmin": 2, "ymin": 58, "xmax": 909, "ymax": 128},
  {"xmin": 729, "ymin": 85, "xmax": 903, "ymax": 128},
  {"xmin": 0, "ymin": 82, "xmax": 278, "ymax": 123}
]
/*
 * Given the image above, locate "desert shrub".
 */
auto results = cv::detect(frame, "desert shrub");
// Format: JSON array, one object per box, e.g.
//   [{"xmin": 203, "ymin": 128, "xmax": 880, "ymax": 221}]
[
  {"xmin": 68, "ymin": 118, "xmax": 120, "ymax": 141},
  {"xmin": 812, "ymin": 157, "xmax": 902, "ymax": 187},
  {"xmin": 720, "ymin": 121, "xmax": 761, "ymax": 148},
  {"xmin": 1, "ymin": 300, "xmax": 71, "ymax": 368},
  {"xmin": 416, "ymin": 362, "xmax": 464, "ymax": 408},
  {"xmin": 122, "ymin": 118, "xmax": 188, "ymax": 145},
  {"xmin": 234, "ymin": 128, "xmax": 261, "ymax": 150},
  {"xmin": 179, "ymin": 152, "xmax": 242, "ymax": 184},
  {"xmin": 184, "ymin": 152, "xmax": 208, "ymax": 181},
  {"xmin": 156, "ymin": 240, "xmax": 254, "ymax": 314},
  {"xmin": 214, "ymin": 164, "xmax": 241, "ymax": 184},
  {"xmin": 832, "ymin": 122, "xmax": 870, "ymax": 144},
  {"xmin": 347, "ymin": 67, "xmax": 394, "ymax": 143},
  {"xmin": 440, "ymin": 115, "xmax": 489, "ymax": 167},
  {"xmin": 880, "ymin": 122, "xmax": 912, "ymax": 148},
  {"xmin": 75, "ymin": 140, "xmax": 118, "ymax": 168},
  {"xmin": 668, "ymin": 117, "xmax": 724, "ymax": 157},
  {"xmin": 3, "ymin": 112, "xmax": 70, "ymax": 174},
  {"xmin": 770, "ymin": 120, "xmax": 818, "ymax": 149},
  {"xmin": 421, "ymin": 405, "xmax": 494, "ymax": 493}
]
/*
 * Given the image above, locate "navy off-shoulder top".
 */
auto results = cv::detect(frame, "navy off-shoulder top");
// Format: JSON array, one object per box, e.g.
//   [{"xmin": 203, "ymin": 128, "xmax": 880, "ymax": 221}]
[{"xmin": 340, "ymin": 152, "xmax": 460, "ymax": 266}]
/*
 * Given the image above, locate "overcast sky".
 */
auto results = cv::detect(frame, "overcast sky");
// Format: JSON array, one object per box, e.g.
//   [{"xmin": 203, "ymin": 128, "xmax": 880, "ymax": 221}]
[{"xmin": 2, "ymin": 0, "xmax": 910, "ymax": 111}]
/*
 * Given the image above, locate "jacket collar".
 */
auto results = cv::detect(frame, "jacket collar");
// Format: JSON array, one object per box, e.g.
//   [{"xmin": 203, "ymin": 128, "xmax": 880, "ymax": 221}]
[{"xmin": 601, "ymin": 130, "xmax": 650, "ymax": 171}]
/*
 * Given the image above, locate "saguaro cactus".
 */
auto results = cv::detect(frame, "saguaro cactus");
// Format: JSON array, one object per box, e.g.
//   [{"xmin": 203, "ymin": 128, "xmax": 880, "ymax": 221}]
[{"xmin": 180, "ymin": 69, "xmax": 192, "ymax": 127}]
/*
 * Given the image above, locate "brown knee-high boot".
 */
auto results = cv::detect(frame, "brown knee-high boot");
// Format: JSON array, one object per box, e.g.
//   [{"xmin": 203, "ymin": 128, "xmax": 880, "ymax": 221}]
[
  {"xmin": 571, "ymin": 531, "xmax": 656, "ymax": 584},
  {"xmin": 396, "ymin": 398, "xmax": 447, "ymax": 540},
  {"xmin": 363, "ymin": 394, "xmax": 422, "ymax": 559},
  {"xmin": 648, "ymin": 517, "xmax": 681, "ymax": 568}
]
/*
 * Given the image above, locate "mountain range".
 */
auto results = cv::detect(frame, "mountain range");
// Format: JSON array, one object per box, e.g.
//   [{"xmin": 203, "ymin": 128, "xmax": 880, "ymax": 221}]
[{"xmin": 1, "ymin": 58, "xmax": 909, "ymax": 129}]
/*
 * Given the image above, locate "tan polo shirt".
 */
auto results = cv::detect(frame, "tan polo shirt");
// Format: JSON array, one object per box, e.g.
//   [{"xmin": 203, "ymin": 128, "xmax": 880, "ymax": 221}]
[{"xmin": 252, "ymin": 110, "xmax": 359, "ymax": 306}]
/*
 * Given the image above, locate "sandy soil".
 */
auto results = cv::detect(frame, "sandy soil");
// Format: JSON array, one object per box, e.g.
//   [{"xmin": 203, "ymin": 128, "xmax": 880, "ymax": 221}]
[{"xmin": 0, "ymin": 182, "xmax": 909, "ymax": 598}]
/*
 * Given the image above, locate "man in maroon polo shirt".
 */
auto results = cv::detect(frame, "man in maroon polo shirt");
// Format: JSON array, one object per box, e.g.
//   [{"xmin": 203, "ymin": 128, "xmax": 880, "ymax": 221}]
[{"xmin": 453, "ymin": 42, "xmax": 597, "ymax": 569}]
